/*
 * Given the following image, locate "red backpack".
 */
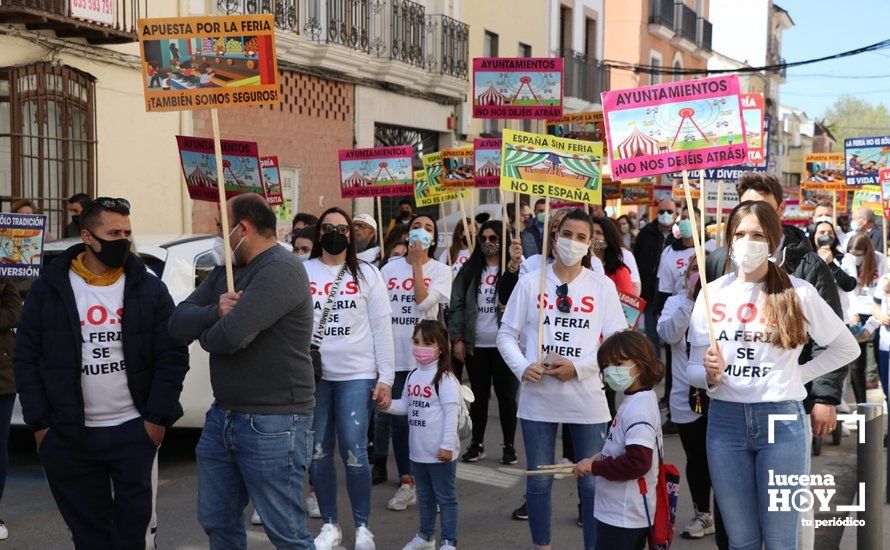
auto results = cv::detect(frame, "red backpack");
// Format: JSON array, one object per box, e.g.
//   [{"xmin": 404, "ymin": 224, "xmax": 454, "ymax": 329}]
[{"xmin": 638, "ymin": 437, "xmax": 681, "ymax": 550}]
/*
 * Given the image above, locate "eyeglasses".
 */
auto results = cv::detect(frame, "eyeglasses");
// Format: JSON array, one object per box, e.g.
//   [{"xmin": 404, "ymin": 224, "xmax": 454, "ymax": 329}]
[
  {"xmin": 94, "ymin": 197, "xmax": 131, "ymax": 210},
  {"xmin": 320, "ymin": 223, "xmax": 349, "ymax": 235},
  {"xmin": 658, "ymin": 209, "xmax": 673, "ymax": 215},
  {"xmin": 353, "ymin": 221, "xmax": 372, "ymax": 231},
  {"xmin": 555, "ymin": 283, "xmax": 571, "ymax": 314},
  {"xmin": 479, "ymin": 235, "xmax": 499, "ymax": 244}
]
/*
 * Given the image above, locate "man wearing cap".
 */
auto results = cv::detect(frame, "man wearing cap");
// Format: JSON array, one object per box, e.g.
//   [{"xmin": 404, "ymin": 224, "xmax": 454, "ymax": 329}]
[{"xmin": 354, "ymin": 214, "xmax": 381, "ymax": 264}]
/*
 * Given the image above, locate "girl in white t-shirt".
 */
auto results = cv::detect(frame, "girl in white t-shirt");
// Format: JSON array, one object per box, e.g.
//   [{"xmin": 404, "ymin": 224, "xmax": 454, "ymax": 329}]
[
  {"xmin": 377, "ymin": 215, "xmax": 452, "ymax": 512},
  {"xmin": 440, "ymin": 218, "xmax": 474, "ymax": 279},
  {"xmin": 304, "ymin": 207, "xmax": 395, "ymax": 550},
  {"xmin": 387, "ymin": 320, "xmax": 460, "ymax": 550},
  {"xmin": 841, "ymin": 233, "xmax": 885, "ymax": 404},
  {"xmin": 687, "ymin": 201, "xmax": 859, "ymax": 549},
  {"xmin": 573, "ymin": 330, "xmax": 664, "ymax": 550},
  {"xmin": 872, "ymin": 274, "xmax": 890, "ymax": 402}
]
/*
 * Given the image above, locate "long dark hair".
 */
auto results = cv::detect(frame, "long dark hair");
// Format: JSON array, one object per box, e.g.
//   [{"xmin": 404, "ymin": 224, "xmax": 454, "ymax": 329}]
[
  {"xmin": 848, "ymin": 233, "xmax": 878, "ymax": 290},
  {"xmin": 310, "ymin": 207, "xmax": 364, "ymax": 285},
  {"xmin": 448, "ymin": 218, "xmax": 472, "ymax": 263},
  {"xmin": 591, "ymin": 215, "xmax": 627, "ymax": 276},
  {"xmin": 808, "ymin": 219, "xmax": 844, "ymax": 260},
  {"xmin": 727, "ymin": 201, "xmax": 808, "ymax": 349},
  {"xmin": 410, "ymin": 214, "xmax": 439, "ymax": 259},
  {"xmin": 556, "ymin": 208, "xmax": 594, "ymax": 269},
  {"xmin": 457, "ymin": 219, "xmax": 503, "ymax": 294},
  {"xmin": 413, "ymin": 320, "xmax": 453, "ymax": 387}
]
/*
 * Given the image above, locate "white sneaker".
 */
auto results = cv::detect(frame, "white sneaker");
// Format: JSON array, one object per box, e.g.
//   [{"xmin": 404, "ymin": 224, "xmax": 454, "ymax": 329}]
[
  {"xmin": 306, "ymin": 490, "xmax": 321, "ymax": 518},
  {"xmin": 440, "ymin": 545, "xmax": 456, "ymax": 550},
  {"xmin": 553, "ymin": 457, "xmax": 573, "ymax": 480},
  {"xmin": 250, "ymin": 510, "xmax": 262, "ymax": 525},
  {"xmin": 0, "ymin": 519, "xmax": 8, "ymax": 540},
  {"xmin": 387, "ymin": 482, "xmax": 417, "ymax": 511},
  {"xmin": 681, "ymin": 512, "xmax": 715, "ymax": 539},
  {"xmin": 355, "ymin": 526, "xmax": 376, "ymax": 550},
  {"xmin": 401, "ymin": 535, "xmax": 435, "ymax": 550},
  {"xmin": 313, "ymin": 523, "xmax": 342, "ymax": 550}
]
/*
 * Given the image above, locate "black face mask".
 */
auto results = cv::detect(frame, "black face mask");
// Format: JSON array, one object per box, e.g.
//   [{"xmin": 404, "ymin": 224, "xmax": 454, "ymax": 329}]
[
  {"xmin": 71, "ymin": 214, "xmax": 80, "ymax": 226},
  {"xmin": 320, "ymin": 232, "xmax": 349, "ymax": 255},
  {"xmin": 89, "ymin": 233, "xmax": 130, "ymax": 269},
  {"xmin": 400, "ymin": 210, "xmax": 412, "ymax": 220},
  {"xmin": 816, "ymin": 235, "xmax": 834, "ymax": 248}
]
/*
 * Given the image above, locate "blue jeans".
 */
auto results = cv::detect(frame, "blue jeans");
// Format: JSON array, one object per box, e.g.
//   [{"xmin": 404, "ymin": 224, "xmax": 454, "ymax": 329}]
[
  {"xmin": 707, "ymin": 399, "xmax": 807, "ymax": 550},
  {"xmin": 310, "ymin": 378, "xmax": 375, "ymax": 528},
  {"xmin": 196, "ymin": 404, "xmax": 315, "ymax": 550},
  {"xmin": 879, "ymin": 349, "xmax": 889, "ymax": 400},
  {"xmin": 373, "ymin": 370, "xmax": 411, "ymax": 478},
  {"xmin": 643, "ymin": 302, "xmax": 661, "ymax": 358},
  {"xmin": 522, "ymin": 419, "xmax": 609, "ymax": 548},
  {"xmin": 413, "ymin": 460, "xmax": 458, "ymax": 546}
]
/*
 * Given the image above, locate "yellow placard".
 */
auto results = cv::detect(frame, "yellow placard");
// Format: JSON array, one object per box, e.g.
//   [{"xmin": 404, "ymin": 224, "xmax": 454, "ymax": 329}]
[{"xmin": 415, "ymin": 168, "xmax": 466, "ymax": 207}]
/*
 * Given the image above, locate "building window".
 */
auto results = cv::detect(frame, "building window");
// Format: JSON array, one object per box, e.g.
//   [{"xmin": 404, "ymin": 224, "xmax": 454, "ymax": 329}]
[
  {"xmin": 0, "ymin": 63, "xmax": 96, "ymax": 237},
  {"xmin": 559, "ymin": 5, "xmax": 573, "ymax": 55},
  {"xmin": 584, "ymin": 17, "xmax": 597, "ymax": 59},
  {"xmin": 649, "ymin": 52, "xmax": 663, "ymax": 85},
  {"xmin": 783, "ymin": 173, "xmax": 800, "ymax": 187}
]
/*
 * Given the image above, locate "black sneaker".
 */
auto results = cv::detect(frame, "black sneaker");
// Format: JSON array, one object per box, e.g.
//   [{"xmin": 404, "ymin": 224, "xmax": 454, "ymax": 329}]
[
  {"xmin": 662, "ymin": 419, "xmax": 679, "ymax": 435},
  {"xmin": 501, "ymin": 444, "xmax": 518, "ymax": 465},
  {"xmin": 461, "ymin": 443, "xmax": 486, "ymax": 462},
  {"xmin": 371, "ymin": 461, "xmax": 388, "ymax": 485},
  {"xmin": 658, "ymin": 396, "xmax": 669, "ymax": 410},
  {"xmin": 511, "ymin": 502, "xmax": 528, "ymax": 520}
]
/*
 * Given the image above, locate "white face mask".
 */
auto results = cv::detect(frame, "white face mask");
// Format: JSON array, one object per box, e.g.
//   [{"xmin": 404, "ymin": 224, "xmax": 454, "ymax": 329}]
[
  {"xmin": 296, "ymin": 252, "xmax": 310, "ymax": 262},
  {"xmin": 853, "ymin": 254, "xmax": 865, "ymax": 267},
  {"xmin": 555, "ymin": 237, "xmax": 589, "ymax": 267},
  {"xmin": 731, "ymin": 237, "xmax": 770, "ymax": 273}
]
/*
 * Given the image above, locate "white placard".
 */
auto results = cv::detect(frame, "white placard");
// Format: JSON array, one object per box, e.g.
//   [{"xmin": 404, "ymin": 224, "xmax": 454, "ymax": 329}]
[
  {"xmin": 69, "ymin": 0, "xmax": 115, "ymax": 26},
  {"xmin": 705, "ymin": 181, "xmax": 739, "ymax": 215}
]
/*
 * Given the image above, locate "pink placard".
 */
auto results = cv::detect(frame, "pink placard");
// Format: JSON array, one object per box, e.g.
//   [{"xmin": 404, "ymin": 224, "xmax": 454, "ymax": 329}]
[
  {"xmin": 472, "ymin": 57, "xmax": 563, "ymax": 119},
  {"xmin": 176, "ymin": 135, "xmax": 263, "ymax": 203},
  {"xmin": 601, "ymin": 75, "xmax": 748, "ymax": 179},
  {"xmin": 260, "ymin": 156, "xmax": 284, "ymax": 206},
  {"xmin": 473, "ymin": 138, "xmax": 501, "ymax": 188},
  {"xmin": 338, "ymin": 145, "xmax": 414, "ymax": 199}
]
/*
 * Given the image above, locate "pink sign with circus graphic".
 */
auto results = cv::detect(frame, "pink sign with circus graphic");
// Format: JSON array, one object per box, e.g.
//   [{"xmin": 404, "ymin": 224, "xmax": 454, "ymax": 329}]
[
  {"xmin": 338, "ymin": 145, "xmax": 414, "ymax": 199},
  {"xmin": 473, "ymin": 58, "xmax": 563, "ymax": 119},
  {"xmin": 473, "ymin": 138, "xmax": 501, "ymax": 188},
  {"xmin": 601, "ymin": 75, "xmax": 748, "ymax": 179}
]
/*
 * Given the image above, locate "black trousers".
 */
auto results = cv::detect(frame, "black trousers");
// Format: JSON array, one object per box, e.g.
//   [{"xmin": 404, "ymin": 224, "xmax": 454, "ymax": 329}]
[
  {"xmin": 676, "ymin": 416, "xmax": 711, "ymax": 513},
  {"xmin": 466, "ymin": 346, "xmax": 519, "ymax": 447},
  {"xmin": 39, "ymin": 418, "xmax": 158, "ymax": 550}
]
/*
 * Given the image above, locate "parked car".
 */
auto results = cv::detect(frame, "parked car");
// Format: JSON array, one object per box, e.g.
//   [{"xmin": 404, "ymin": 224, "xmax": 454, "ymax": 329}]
[{"xmin": 12, "ymin": 235, "xmax": 289, "ymax": 429}]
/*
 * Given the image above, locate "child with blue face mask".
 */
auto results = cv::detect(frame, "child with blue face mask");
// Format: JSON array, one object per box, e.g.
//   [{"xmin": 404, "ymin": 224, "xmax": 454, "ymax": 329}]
[{"xmin": 572, "ymin": 330, "xmax": 665, "ymax": 550}]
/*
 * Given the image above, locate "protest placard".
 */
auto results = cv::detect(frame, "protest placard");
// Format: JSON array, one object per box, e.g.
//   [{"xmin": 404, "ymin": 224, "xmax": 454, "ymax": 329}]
[
  {"xmin": 804, "ymin": 153, "xmax": 845, "ymax": 188},
  {"xmin": 338, "ymin": 146, "xmax": 414, "ymax": 199},
  {"xmin": 414, "ymin": 169, "xmax": 466, "ymax": 208},
  {"xmin": 260, "ymin": 156, "xmax": 284, "ymax": 206},
  {"xmin": 442, "ymin": 147, "xmax": 475, "ymax": 189},
  {"xmin": 137, "ymin": 15, "xmax": 280, "ymax": 113},
  {"xmin": 853, "ymin": 185, "xmax": 882, "ymax": 216},
  {"xmin": 499, "ymin": 129, "xmax": 603, "ymax": 205},
  {"xmin": 0, "ymin": 213, "xmax": 46, "ymax": 279},
  {"xmin": 672, "ymin": 177, "xmax": 701, "ymax": 200},
  {"xmin": 799, "ymin": 184, "xmax": 847, "ymax": 211},
  {"xmin": 602, "ymin": 75, "xmax": 748, "ymax": 179},
  {"xmin": 604, "ymin": 181, "xmax": 621, "ymax": 201},
  {"xmin": 741, "ymin": 93, "xmax": 765, "ymax": 164},
  {"xmin": 176, "ymin": 136, "xmax": 263, "ymax": 202},
  {"xmin": 545, "ymin": 111, "xmax": 605, "ymax": 142},
  {"xmin": 618, "ymin": 293, "xmax": 646, "ymax": 330},
  {"xmin": 704, "ymin": 181, "xmax": 739, "ymax": 214},
  {"xmin": 474, "ymin": 138, "xmax": 502, "ymax": 188},
  {"xmin": 881, "ymin": 169, "xmax": 890, "ymax": 218},
  {"xmin": 621, "ymin": 183, "xmax": 654, "ymax": 206},
  {"xmin": 473, "ymin": 58, "xmax": 563, "ymax": 119},
  {"xmin": 845, "ymin": 135, "xmax": 890, "ymax": 186}
]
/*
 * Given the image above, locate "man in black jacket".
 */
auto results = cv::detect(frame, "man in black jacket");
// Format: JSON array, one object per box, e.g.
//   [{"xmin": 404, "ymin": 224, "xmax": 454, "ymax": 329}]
[
  {"xmin": 705, "ymin": 174, "xmax": 847, "ymax": 548},
  {"xmin": 14, "ymin": 198, "xmax": 189, "ymax": 549},
  {"xmin": 633, "ymin": 197, "xmax": 678, "ymax": 354}
]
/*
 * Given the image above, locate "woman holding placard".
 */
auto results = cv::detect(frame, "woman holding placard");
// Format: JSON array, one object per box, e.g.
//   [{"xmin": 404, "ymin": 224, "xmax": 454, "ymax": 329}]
[
  {"xmin": 688, "ymin": 201, "xmax": 859, "ymax": 549},
  {"xmin": 497, "ymin": 209, "xmax": 627, "ymax": 550}
]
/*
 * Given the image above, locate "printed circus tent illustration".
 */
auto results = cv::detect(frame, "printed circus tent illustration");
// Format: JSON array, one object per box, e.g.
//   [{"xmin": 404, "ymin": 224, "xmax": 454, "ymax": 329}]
[
  {"xmin": 478, "ymin": 84, "xmax": 506, "ymax": 106},
  {"xmin": 344, "ymin": 171, "xmax": 371, "ymax": 188},
  {"xmin": 477, "ymin": 160, "xmax": 499, "ymax": 176},
  {"xmin": 504, "ymin": 146, "xmax": 600, "ymax": 190},
  {"xmin": 617, "ymin": 126, "xmax": 659, "ymax": 159},
  {"xmin": 187, "ymin": 167, "xmax": 216, "ymax": 188}
]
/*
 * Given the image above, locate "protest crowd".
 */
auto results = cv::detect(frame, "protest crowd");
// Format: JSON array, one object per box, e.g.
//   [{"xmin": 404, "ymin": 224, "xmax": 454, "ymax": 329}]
[{"xmin": 0, "ymin": 167, "xmax": 884, "ymax": 549}]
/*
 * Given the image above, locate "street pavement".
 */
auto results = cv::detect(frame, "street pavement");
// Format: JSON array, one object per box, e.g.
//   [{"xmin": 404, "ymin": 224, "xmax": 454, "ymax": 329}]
[{"xmin": 1, "ymin": 385, "xmax": 887, "ymax": 549}]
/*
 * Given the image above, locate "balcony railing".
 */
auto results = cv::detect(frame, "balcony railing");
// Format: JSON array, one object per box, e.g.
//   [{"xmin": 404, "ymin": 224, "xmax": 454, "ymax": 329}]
[
  {"xmin": 563, "ymin": 49, "xmax": 610, "ymax": 104},
  {"xmin": 648, "ymin": 0, "xmax": 674, "ymax": 28},
  {"xmin": 697, "ymin": 16, "xmax": 712, "ymax": 51},
  {"xmin": 0, "ymin": 0, "xmax": 145, "ymax": 43},
  {"xmin": 217, "ymin": 0, "xmax": 468, "ymax": 79},
  {"xmin": 674, "ymin": 2, "xmax": 697, "ymax": 43}
]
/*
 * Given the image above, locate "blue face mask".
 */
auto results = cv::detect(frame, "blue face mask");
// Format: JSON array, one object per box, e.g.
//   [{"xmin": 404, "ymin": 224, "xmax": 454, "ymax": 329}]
[
  {"xmin": 602, "ymin": 365, "xmax": 638, "ymax": 393},
  {"xmin": 678, "ymin": 219, "xmax": 694, "ymax": 239},
  {"xmin": 408, "ymin": 228, "xmax": 433, "ymax": 250}
]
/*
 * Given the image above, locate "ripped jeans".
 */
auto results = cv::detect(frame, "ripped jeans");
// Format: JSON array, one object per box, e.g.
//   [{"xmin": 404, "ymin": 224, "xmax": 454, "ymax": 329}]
[{"xmin": 310, "ymin": 378, "xmax": 376, "ymax": 528}]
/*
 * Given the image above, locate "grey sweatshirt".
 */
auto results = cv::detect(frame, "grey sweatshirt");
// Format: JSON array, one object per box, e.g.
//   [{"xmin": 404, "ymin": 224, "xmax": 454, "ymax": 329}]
[{"xmin": 169, "ymin": 244, "xmax": 314, "ymax": 414}]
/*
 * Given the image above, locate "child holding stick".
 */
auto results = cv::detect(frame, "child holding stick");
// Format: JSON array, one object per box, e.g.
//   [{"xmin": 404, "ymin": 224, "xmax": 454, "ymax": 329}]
[
  {"xmin": 385, "ymin": 320, "xmax": 461, "ymax": 550},
  {"xmin": 572, "ymin": 330, "xmax": 664, "ymax": 550}
]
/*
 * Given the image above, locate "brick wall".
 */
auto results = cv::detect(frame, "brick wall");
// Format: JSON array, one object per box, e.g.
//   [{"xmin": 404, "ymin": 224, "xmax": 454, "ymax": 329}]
[{"xmin": 191, "ymin": 69, "xmax": 354, "ymax": 234}]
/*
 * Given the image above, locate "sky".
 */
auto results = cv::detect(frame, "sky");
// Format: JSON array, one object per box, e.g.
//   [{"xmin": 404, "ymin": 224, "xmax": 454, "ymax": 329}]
[{"xmin": 779, "ymin": 0, "xmax": 890, "ymax": 121}]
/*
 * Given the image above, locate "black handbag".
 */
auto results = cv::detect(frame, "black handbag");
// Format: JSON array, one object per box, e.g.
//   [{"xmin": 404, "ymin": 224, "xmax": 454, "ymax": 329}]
[{"xmin": 310, "ymin": 263, "xmax": 348, "ymax": 382}]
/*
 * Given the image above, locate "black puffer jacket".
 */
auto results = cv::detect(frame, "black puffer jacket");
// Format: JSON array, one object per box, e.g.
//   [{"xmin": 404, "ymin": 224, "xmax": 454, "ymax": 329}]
[{"xmin": 706, "ymin": 224, "xmax": 847, "ymax": 413}]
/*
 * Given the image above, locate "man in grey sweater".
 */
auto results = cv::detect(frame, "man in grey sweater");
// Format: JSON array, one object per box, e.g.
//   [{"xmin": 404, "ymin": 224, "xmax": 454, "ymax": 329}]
[{"xmin": 169, "ymin": 193, "xmax": 315, "ymax": 549}]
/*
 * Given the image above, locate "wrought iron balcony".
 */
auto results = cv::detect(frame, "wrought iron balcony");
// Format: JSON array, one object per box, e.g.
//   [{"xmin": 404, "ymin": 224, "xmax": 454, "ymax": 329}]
[
  {"xmin": 697, "ymin": 16, "xmax": 712, "ymax": 51},
  {"xmin": 648, "ymin": 0, "xmax": 674, "ymax": 29},
  {"xmin": 562, "ymin": 49, "xmax": 610, "ymax": 104},
  {"xmin": 217, "ymin": 0, "xmax": 468, "ymax": 80},
  {"xmin": 674, "ymin": 2, "xmax": 697, "ymax": 43},
  {"xmin": 0, "ymin": 0, "xmax": 145, "ymax": 43}
]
